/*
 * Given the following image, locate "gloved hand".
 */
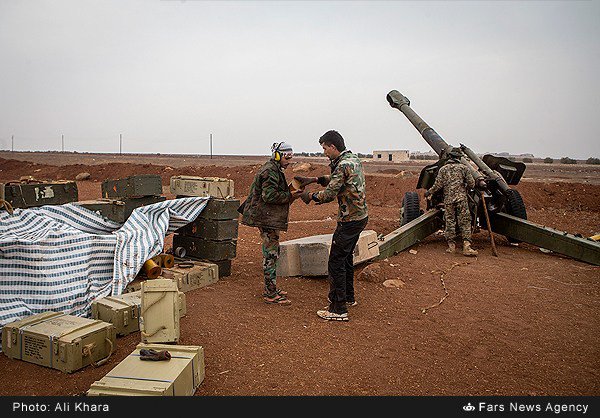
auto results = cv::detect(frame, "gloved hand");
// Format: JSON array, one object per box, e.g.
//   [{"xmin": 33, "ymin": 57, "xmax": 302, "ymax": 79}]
[
  {"xmin": 424, "ymin": 190, "xmax": 431, "ymax": 198},
  {"xmin": 317, "ymin": 176, "xmax": 330, "ymax": 187},
  {"xmin": 294, "ymin": 176, "xmax": 318, "ymax": 189},
  {"xmin": 140, "ymin": 348, "xmax": 171, "ymax": 361},
  {"xmin": 300, "ymin": 190, "xmax": 313, "ymax": 204}
]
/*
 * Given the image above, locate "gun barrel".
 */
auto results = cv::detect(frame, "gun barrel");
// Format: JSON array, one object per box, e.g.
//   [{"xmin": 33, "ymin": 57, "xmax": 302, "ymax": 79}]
[
  {"xmin": 460, "ymin": 144, "xmax": 510, "ymax": 192},
  {"xmin": 386, "ymin": 90, "xmax": 449, "ymax": 157}
]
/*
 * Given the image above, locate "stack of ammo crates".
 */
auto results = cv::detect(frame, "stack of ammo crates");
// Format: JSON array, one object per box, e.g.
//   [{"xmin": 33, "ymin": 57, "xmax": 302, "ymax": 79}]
[
  {"xmin": 1, "ymin": 179, "xmax": 78, "ymax": 208},
  {"xmin": 170, "ymin": 176, "xmax": 238, "ymax": 277},
  {"xmin": 76, "ymin": 174, "xmax": 166, "ymax": 223}
]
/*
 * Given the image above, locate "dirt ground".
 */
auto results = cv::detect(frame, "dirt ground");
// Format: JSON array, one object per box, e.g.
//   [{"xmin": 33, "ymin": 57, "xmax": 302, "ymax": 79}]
[{"xmin": 0, "ymin": 152, "xmax": 599, "ymax": 396}]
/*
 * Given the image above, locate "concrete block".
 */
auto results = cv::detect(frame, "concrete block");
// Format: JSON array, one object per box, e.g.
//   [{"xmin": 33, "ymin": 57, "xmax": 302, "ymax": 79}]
[{"xmin": 276, "ymin": 229, "xmax": 379, "ymax": 277}]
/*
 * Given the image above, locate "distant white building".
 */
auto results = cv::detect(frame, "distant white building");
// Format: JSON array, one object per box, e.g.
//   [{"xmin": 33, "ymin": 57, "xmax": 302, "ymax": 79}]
[{"xmin": 372, "ymin": 150, "xmax": 410, "ymax": 162}]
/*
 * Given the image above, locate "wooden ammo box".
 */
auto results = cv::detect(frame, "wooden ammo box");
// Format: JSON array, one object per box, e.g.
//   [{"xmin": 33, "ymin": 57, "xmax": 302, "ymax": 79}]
[
  {"xmin": 1, "ymin": 311, "xmax": 116, "ymax": 373},
  {"xmin": 196, "ymin": 198, "xmax": 240, "ymax": 220},
  {"xmin": 175, "ymin": 218, "xmax": 239, "ymax": 240},
  {"xmin": 76, "ymin": 196, "xmax": 166, "ymax": 223},
  {"xmin": 173, "ymin": 234, "xmax": 236, "ymax": 261},
  {"xmin": 87, "ymin": 343, "xmax": 205, "ymax": 396},
  {"xmin": 102, "ymin": 174, "xmax": 162, "ymax": 199},
  {"xmin": 170, "ymin": 175, "xmax": 234, "ymax": 198},
  {"xmin": 92, "ymin": 290, "xmax": 186, "ymax": 336},
  {"xmin": 140, "ymin": 279, "xmax": 180, "ymax": 344},
  {"xmin": 92, "ymin": 292, "xmax": 141, "ymax": 337},
  {"xmin": 161, "ymin": 260, "xmax": 219, "ymax": 293},
  {"xmin": 213, "ymin": 259, "xmax": 232, "ymax": 277},
  {"xmin": 1, "ymin": 180, "xmax": 78, "ymax": 208}
]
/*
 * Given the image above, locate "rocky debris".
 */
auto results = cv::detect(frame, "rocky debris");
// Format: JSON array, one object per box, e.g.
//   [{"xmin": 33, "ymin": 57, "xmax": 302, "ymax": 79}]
[
  {"xmin": 383, "ymin": 279, "xmax": 405, "ymax": 288},
  {"xmin": 75, "ymin": 172, "xmax": 91, "ymax": 181},
  {"xmin": 357, "ymin": 263, "xmax": 383, "ymax": 282}
]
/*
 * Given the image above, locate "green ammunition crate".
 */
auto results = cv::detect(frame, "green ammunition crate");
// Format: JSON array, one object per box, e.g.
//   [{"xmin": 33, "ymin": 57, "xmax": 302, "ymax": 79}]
[
  {"xmin": 161, "ymin": 260, "xmax": 219, "ymax": 293},
  {"xmin": 76, "ymin": 196, "xmax": 166, "ymax": 223},
  {"xmin": 101, "ymin": 174, "xmax": 163, "ymax": 199},
  {"xmin": 174, "ymin": 197, "xmax": 240, "ymax": 220},
  {"xmin": 1, "ymin": 311, "xmax": 116, "ymax": 373},
  {"xmin": 176, "ymin": 218, "xmax": 239, "ymax": 240},
  {"xmin": 173, "ymin": 234, "xmax": 236, "ymax": 261},
  {"xmin": 213, "ymin": 259, "xmax": 232, "ymax": 277},
  {"xmin": 87, "ymin": 343, "xmax": 205, "ymax": 396},
  {"xmin": 1, "ymin": 180, "xmax": 78, "ymax": 208}
]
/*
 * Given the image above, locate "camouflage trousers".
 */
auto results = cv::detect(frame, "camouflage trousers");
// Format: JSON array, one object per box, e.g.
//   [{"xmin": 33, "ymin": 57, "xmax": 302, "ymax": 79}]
[
  {"xmin": 258, "ymin": 227, "xmax": 280, "ymax": 296},
  {"xmin": 444, "ymin": 199, "xmax": 472, "ymax": 243}
]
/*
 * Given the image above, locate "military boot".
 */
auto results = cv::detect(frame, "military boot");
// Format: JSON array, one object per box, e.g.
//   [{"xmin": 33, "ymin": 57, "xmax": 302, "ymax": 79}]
[
  {"xmin": 462, "ymin": 241, "xmax": 478, "ymax": 257},
  {"xmin": 446, "ymin": 242, "xmax": 456, "ymax": 253}
]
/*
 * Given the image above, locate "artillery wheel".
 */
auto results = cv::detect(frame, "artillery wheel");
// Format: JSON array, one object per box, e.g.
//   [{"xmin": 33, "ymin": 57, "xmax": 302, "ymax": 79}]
[
  {"xmin": 400, "ymin": 191, "xmax": 421, "ymax": 226},
  {"xmin": 505, "ymin": 188, "xmax": 527, "ymax": 244},
  {"xmin": 506, "ymin": 189, "xmax": 527, "ymax": 220}
]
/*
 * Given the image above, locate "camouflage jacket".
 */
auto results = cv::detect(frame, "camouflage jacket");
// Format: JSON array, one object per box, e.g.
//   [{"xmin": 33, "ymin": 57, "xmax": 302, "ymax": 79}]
[
  {"xmin": 241, "ymin": 159, "xmax": 293, "ymax": 231},
  {"xmin": 315, "ymin": 150, "xmax": 368, "ymax": 222},
  {"xmin": 428, "ymin": 159, "xmax": 475, "ymax": 204}
]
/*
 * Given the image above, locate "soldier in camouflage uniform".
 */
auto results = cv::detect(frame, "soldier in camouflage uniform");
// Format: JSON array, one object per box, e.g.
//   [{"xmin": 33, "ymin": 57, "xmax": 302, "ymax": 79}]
[
  {"xmin": 299, "ymin": 130, "xmax": 368, "ymax": 321},
  {"xmin": 425, "ymin": 147, "xmax": 478, "ymax": 256},
  {"xmin": 240, "ymin": 142, "xmax": 302, "ymax": 305}
]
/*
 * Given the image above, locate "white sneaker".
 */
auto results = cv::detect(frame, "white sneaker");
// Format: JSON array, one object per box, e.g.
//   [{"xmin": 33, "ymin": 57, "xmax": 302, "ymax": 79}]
[{"xmin": 316, "ymin": 310, "xmax": 349, "ymax": 321}]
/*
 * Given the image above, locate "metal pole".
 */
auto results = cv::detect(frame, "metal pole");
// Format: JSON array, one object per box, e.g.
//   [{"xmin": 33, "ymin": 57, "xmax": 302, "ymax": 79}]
[
  {"xmin": 12, "ymin": 135, "xmax": 14, "ymax": 151},
  {"xmin": 480, "ymin": 191, "xmax": 498, "ymax": 257},
  {"xmin": 119, "ymin": 134, "xmax": 122, "ymax": 155},
  {"xmin": 61, "ymin": 134, "xmax": 64, "ymax": 152},
  {"xmin": 210, "ymin": 133, "xmax": 213, "ymax": 159}
]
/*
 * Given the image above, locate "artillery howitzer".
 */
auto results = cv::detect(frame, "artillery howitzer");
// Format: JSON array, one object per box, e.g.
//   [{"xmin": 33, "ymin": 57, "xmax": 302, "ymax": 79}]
[{"xmin": 378, "ymin": 90, "xmax": 600, "ymax": 266}]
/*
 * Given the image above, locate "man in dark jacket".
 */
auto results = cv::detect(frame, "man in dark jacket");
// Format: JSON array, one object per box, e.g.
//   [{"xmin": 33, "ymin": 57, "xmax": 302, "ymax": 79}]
[
  {"xmin": 241, "ymin": 142, "xmax": 301, "ymax": 305},
  {"xmin": 298, "ymin": 130, "xmax": 368, "ymax": 321}
]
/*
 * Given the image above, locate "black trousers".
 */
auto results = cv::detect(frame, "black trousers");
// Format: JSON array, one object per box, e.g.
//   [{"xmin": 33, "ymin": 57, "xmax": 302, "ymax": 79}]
[{"xmin": 327, "ymin": 217, "xmax": 368, "ymax": 314}]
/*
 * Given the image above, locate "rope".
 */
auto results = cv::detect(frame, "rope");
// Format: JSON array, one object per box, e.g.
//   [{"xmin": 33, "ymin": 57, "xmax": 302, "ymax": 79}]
[
  {"xmin": 0, "ymin": 199, "xmax": 13, "ymax": 215},
  {"xmin": 141, "ymin": 325, "xmax": 167, "ymax": 338},
  {"xmin": 95, "ymin": 338, "xmax": 114, "ymax": 367},
  {"xmin": 421, "ymin": 261, "xmax": 470, "ymax": 314},
  {"xmin": 141, "ymin": 291, "xmax": 166, "ymax": 315}
]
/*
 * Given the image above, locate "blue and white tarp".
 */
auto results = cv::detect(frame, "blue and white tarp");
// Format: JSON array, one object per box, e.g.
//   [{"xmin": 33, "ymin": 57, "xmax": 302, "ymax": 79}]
[{"xmin": 0, "ymin": 197, "xmax": 208, "ymax": 331}]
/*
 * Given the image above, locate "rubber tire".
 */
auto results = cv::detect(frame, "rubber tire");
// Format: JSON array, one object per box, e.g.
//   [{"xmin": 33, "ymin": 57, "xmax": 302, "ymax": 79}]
[
  {"xmin": 401, "ymin": 191, "xmax": 421, "ymax": 226},
  {"xmin": 505, "ymin": 188, "xmax": 527, "ymax": 244},
  {"xmin": 505, "ymin": 189, "xmax": 527, "ymax": 220}
]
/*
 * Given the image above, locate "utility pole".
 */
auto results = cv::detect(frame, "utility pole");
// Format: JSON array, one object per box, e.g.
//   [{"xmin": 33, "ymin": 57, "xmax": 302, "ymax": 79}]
[
  {"xmin": 119, "ymin": 133, "xmax": 122, "ymax": 155},
  {"xmin": 12, "ymin": 135, "xmax": 14, "ymax": 151},
  {"xmin": 61, "ymin": 134, "xmax": 64, "ymax": 152},
  {"xmin": 210, "ymin": 133, "xmax": 213, "ymax": 159}
]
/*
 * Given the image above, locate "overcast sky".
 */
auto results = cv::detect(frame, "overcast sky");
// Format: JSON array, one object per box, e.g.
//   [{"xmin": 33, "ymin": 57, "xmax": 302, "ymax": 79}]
[{"xmin": 1, "ymin": 0, "xmax": 598, "ymax": 159}]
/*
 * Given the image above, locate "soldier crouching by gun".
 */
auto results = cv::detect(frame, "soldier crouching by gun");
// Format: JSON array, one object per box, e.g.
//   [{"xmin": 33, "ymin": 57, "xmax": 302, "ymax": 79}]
[
  {"xmin": 295, "ymin": 130, "xmax": 368, "ymax": 322},
  {"xmin": 424, "ymin": 147, "xmax": 478, "ymax": 257}
]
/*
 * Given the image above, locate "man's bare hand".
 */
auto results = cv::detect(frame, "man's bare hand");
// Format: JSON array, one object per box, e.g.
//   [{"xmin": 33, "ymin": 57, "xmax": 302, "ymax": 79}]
[{"xmin": 290, "ymin": 188, "xmax": 304, "ymax": 201}]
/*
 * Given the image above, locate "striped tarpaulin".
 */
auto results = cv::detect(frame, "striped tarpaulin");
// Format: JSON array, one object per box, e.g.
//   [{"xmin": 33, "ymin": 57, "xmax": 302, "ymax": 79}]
[{"xmin": 0, "ymin": 197, "xmax": 208, "ymax": 333}]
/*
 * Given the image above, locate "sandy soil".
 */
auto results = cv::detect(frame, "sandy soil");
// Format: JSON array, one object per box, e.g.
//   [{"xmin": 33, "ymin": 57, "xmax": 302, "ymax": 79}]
[{"xmin": 0, "ymin": 152, "xmax": 598, "ymax": 396}]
